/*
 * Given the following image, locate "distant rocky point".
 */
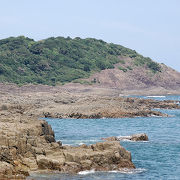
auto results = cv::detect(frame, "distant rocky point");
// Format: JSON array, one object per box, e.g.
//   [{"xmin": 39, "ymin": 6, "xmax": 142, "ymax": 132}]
[{"xmin": 102, "ymin": 133, "xmax": 149, "ymax": 142}]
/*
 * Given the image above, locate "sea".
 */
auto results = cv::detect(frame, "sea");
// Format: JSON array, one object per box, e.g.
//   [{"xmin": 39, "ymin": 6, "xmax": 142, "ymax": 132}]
[{"xmin": 28, "ymin": 95, "xmax": 180, "ymax": 180}]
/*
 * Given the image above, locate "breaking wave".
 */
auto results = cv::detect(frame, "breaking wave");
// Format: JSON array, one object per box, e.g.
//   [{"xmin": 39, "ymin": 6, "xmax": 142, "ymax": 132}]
[
  {"xmin": 146, "ymin": 96, "xmax": 166, "ymax": 98},
  {"xmin": 78, "ymin": 168, "xmax": 147, "ymax": 175}
]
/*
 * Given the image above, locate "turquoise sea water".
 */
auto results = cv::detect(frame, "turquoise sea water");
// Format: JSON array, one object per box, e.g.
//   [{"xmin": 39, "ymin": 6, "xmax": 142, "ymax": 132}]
[{"xmin": 28, "ymin": 96, "xmax": 180, "ymax": 180}]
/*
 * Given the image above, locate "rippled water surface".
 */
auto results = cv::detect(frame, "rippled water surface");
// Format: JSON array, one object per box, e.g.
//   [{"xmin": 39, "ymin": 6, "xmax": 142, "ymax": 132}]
[{"xmin": 28, "ymin": 96, "xmax": 180, "ymax": 180}]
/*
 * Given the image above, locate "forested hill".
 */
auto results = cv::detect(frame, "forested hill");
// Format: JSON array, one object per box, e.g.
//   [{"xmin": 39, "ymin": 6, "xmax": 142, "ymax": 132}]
[{"xmin": 0, "ymin": 36, "xmax": 162, "ymax": 85}]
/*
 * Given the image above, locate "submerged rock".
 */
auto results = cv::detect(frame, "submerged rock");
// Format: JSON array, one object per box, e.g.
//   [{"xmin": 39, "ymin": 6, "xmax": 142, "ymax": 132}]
[{"xmin": 102, "ymin": 133, "xmax": 149, "ymax": 142}]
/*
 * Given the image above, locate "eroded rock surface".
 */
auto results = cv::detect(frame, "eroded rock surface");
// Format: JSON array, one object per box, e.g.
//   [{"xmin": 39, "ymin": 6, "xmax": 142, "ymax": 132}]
[
  {"xmin": 0, "ymin": 115, "xmax": 56, "ymax": 178},
  {"xmin": 0, "ymin": 83, "xmax": 179, "ymax": 120},
  {"xmin": 0, "ymin": 84, "xmax": 179, "ymax": 178},
  {"xmin": 0, "ymin": 107, "xmax": 135, "ymax": 178},
  {"xmin": 37, "ymin": 141, "xmax": 135, "ymax": 173}
]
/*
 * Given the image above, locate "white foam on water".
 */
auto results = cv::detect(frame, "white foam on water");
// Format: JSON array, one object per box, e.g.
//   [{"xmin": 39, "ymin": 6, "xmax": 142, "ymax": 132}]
[
  {"xmin": 78, "ymin": 168, "xmax": 147, "ymax": 175},
  {"xmin": 115, "ymin": 136, "xmax": 149, "ymax": 143},
  {"xmin": 78, "ymin": 169, "xmax": 95, "ymax": 175},
  {"xmin": 58, "ymin": 139, "xmax": 99, "ymax": 146},
  {"xmin": 118, "ymin": 168, "xmax": 147, "ymax": 174},
  {"xmin": 116, "ymin": 135, "xmax": 134, "ymax": 142},
  {"xmin": 146, "ymin": 96, "xmax": 166, "ymax": 98},
  {"xmin": 117, "ymin": 135, "xmax": 131, "ymax": 139},
  {"xmin": 150, "ymin": 114, "xmax": 163, "ymax": 117},
  {"xmin": 78, "ymin": 143, "xmax": 84, "ymax": 145},
  {"xmin": 120, "ymin": 139, "xmax": 149, "ymax": 143},
  {"xmin": 62, "ymin": 144, "xmax": 71, "ymax": 146},
  {"xmin": 101, "ymin": 117, "xmax": 106, "ymax": 119},
  {"xmin": 120, "ymin": 139, "xmax": 134, "ymax": 142},
  {"xmin": 108, "ymin": 168, "xmax": 147, "ymax": 174}
]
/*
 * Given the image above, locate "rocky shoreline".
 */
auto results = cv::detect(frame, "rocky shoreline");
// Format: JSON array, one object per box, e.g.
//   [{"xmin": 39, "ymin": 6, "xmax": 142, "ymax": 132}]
[
  {"xmin": 0, "ymin": 84, "xmax": 180, "ymax": 178},
  {"xmin": 42, "ymin": 97, "xmax": 179, "ymax": 119},
  {"xmin": 0, "ymin": 114, "xmax": 135, "ymax": 179}
]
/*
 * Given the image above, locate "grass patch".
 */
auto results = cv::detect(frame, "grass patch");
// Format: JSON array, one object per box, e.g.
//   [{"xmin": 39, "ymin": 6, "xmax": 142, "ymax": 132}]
[
  {"xmin": 118, "ymin": 66, "xmax": 127, "ymax": 72},
  {"xmin": 127, "ymin": 66, "xmax": 133, "ymax": 70},
  {"xmin": 119, "ymin": 60, "xmax": 125, "ymax": 64}
]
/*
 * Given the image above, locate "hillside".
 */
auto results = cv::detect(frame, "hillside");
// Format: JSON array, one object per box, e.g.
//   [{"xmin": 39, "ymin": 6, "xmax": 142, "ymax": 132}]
[
  {"xmin": 0, "ymin": 36, "xmax": 180, "ymax": 92},
  {"xmin": 0, "ymin": 36, "xmax": 162, "ymax": 85},
  {"xmin": 87, "ymin": 56, "xmax": 180, "ymax": 91}
]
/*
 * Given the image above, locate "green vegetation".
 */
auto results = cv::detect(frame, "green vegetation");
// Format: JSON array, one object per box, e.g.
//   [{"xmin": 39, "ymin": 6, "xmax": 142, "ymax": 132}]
[
  {"xmin": 0, "ymin": 36, "xmax": 161, "ymax": 85},
  {"xmin": 134, "ymin": 56, "xmax": 161, "ymax": 73},
  {"xmin": 127, "ymin": 66, "xmax": 133, "ymax": 70},
  {"xmin": 119, "ymin": 59, "xmax": 125, "ymax": 64},
  {"xmin": 118, "ymin": 66, "xmax": 127, "ymax": 72},
  {"xmin": 73, "ymin": 79, "xmax": 93, "ymax": 85}
]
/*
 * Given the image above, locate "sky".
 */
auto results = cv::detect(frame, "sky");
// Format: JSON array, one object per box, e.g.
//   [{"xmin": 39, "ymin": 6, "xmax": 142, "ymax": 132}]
[{"xmin": 0, "ymin": 0, "xmax": 180, "ymax": 71}]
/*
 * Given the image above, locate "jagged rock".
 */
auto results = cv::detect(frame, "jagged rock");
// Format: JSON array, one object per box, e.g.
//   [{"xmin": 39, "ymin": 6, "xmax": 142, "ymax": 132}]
[
  {"xmin": 0, "ymin": 113, "xmax": 135, "ymax": 178},
  {"xmin": 36, "ymin": 141, "xmax": 135, "ymax": 173},
  {"xmin": 1, "ymin": 85, "xmax": 179, "ymax": 178}
]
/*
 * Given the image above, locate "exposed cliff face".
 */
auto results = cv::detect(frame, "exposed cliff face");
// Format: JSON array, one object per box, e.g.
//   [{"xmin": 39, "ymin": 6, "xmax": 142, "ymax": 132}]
[{"xmin": 88, "ymin": 57, "xmax": 180, "ymax": 91}]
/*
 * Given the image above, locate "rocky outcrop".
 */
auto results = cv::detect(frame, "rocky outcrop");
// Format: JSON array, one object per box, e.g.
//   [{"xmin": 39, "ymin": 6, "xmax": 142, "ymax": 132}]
[
  {"xmin": 0, "ymin": 114, "xmax": 57, "ymax": 179},
  {"xmin": 0, "ymin": 84, "xmax": 179, "ymax": 178},
  {"xmin": 36, "ymin": 141, "xmax": 135, "ymax": 173},
  {"xmin": 102, "ymin": 133, "xmax": 149, "ymax": 142},
  {"xmin": 130, "ymin": 133, "xmax": 148, "ymax": 141},
  {"xmin": 0, "ymin": 109, "xmax": 135, "ymax": 178},
  {"xmin": 1, "ymin": 83, "xmax": 179, "ymax": 120},
  {"xmin": 40, "ymin": 97, "xmax": 179, "ymax": 119}
]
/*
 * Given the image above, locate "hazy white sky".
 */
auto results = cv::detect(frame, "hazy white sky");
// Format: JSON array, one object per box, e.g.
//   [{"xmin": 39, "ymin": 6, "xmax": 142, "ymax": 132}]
[{"xmin": 0, "ymin": 0, "xmax": 180, "ymax": 71}]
